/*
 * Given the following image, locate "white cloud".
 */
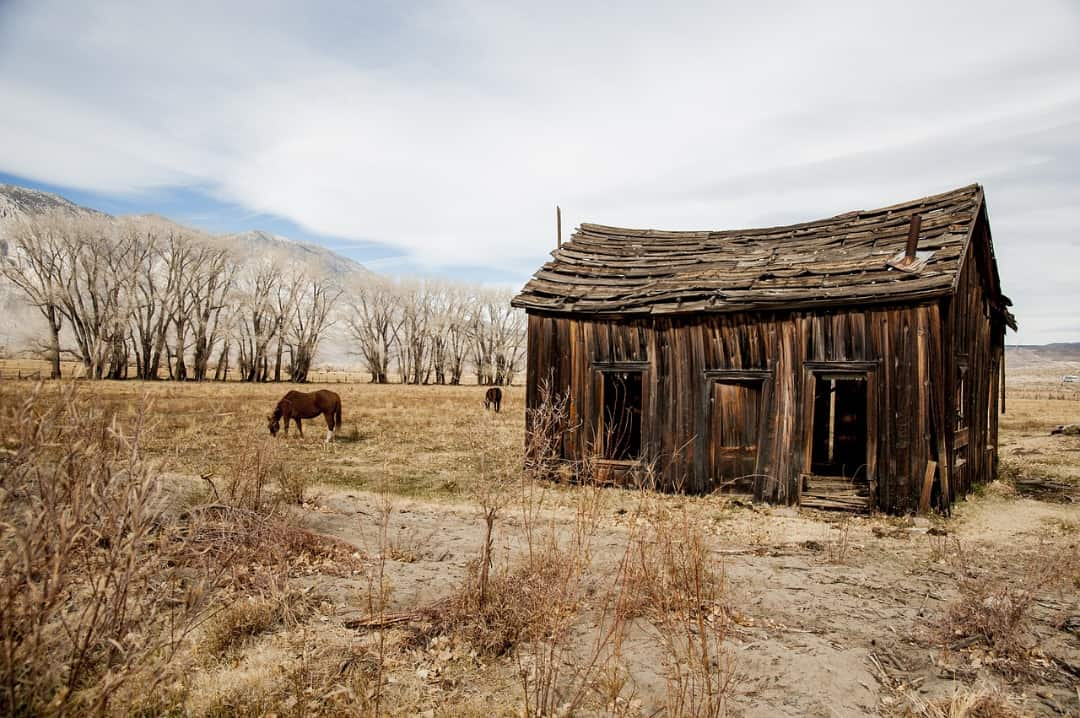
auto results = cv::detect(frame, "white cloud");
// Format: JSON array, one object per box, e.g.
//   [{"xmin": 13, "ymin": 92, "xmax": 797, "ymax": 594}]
[{"xmin": 0, "ymin": 0, "xmax": 1078, "ymax": 342}]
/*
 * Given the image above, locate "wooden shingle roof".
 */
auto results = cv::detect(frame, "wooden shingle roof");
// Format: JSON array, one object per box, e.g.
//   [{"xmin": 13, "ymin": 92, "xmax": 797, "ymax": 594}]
[{"xmin": 513, "ymin": 184, "xmax": 999, "ymax": 316}]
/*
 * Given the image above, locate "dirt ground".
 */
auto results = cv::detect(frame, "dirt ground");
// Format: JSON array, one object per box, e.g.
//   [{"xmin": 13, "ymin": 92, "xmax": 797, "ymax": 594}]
[
  {"xmin": 2, "ymin": 377, "xmax": 1078, "ymax": 716},
  {"xmin": 283, "ymin": 478, "xmax": 1078, "ymax": 717}
]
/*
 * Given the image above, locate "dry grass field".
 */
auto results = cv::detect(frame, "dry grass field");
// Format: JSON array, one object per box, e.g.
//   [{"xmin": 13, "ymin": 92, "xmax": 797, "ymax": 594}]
[{"xmin": 1, "ymin": 373, "xmax": 1078, "ymax": 717}]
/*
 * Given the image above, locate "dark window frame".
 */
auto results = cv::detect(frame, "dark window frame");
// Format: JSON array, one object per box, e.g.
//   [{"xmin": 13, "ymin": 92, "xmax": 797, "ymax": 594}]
[{"xmin": 592, "ymin": 362, "xmax": 649, "ymax": 463}]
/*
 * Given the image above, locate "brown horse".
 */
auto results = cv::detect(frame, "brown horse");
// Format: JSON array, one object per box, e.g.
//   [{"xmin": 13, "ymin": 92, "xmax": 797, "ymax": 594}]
[
  {"xmin": 484, "ymin": 386, "xmax": 502, "ymax": 413},
  {"xmin": 268, "ymin": 389, "xmax": 342, "ymax": 442}
]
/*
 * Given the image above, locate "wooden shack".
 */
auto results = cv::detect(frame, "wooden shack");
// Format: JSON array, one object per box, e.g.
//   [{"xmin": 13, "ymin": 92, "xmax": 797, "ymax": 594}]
[{"xmin": 512, "ymin": 184, "xmax": 1016, "ymax": 514}]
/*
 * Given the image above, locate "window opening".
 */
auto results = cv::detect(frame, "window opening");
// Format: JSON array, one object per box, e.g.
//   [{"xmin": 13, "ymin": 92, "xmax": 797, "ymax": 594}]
[{"xmin": 601, "ymin": 371, "xmax": 642, "ymax": 460}]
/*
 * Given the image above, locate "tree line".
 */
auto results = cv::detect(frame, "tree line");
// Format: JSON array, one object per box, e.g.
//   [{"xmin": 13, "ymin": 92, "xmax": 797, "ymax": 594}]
[{"xmin": 1, "ymin": 212, "xmax": 525, "ymax": 384}]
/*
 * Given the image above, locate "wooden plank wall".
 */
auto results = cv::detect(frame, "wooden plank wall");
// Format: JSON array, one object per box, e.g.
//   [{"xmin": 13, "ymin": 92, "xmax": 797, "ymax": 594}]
[
  {"xmin": 526, "ymin": 301, "xmax": 957, "ymax": 513},
  {"xmin": 943, "ymin": 214, "xmax": 1006, "ymax": 505}
]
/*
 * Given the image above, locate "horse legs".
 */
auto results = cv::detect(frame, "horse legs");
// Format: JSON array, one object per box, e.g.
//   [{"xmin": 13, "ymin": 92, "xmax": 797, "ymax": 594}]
[
  {"xmin": 295, "ymin": 417, "xmax": 303, "ymax": 437},
  {"xmin": 324, "ymin": 411, "xmax": 335, "ymax": 443}
]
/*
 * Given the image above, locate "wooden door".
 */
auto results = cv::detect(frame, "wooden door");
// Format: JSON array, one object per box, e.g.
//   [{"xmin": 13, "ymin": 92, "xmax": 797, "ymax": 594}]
[{"xmin": 709, "ymin": 380, "xmax": 762, "ymax": 491}]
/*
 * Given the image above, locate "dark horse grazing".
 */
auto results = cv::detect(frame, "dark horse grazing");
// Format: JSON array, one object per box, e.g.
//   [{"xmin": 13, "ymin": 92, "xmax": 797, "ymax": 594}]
[
  {"xmin": 484, "ymin": 386, "xmax": 502, "ymax": 413},
  {"xmin": 268, "ymin": 389, "xmax": 342, "ymax": 442}
]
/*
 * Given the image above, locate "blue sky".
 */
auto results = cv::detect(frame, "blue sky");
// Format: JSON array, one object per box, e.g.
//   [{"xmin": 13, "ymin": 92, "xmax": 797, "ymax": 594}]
[
  {"xmin": 1, "ymin": 1, "xmax": 1078, "ymax": 342},
  {"xmin": 0, "ymin": 170, "xmax": 522, "ymax": 284}
]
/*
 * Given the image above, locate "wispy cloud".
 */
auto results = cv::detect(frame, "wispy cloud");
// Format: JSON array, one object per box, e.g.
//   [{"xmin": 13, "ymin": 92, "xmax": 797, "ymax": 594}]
[{"xmin": 0, "ymin": 0, "xmax": 1078, "ymax": 342}]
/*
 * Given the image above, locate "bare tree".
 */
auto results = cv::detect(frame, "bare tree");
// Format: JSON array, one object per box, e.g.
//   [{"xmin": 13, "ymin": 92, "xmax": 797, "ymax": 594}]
[
  {"xmin": 0, "ymin": 214, "xmax": 68, "ymax": 378},
  {"xmin": 121, "ymin": 218, "xmax": 196, "ymax": 380},
  {"xmin": 470, "ymin": 289, "xmax": 526, "ymax": 385},
  {"xmin": 188, "ymin": 244, "xmax": 235, "ymax": 381},
  {"xmin": 429, "ymin": 283, "xmax": 471, "ymax": 385},
  {"xmin": 396, "ymin": 279, "xmax": 435, "ymax": 384},
  {"xmin": 347, "ymin": 279, "xmax": 401, "ymax": 383},
  {"xmin": 288, "ymin": 276, "xmax": 342, "ymax": 383},
  {"xmin": 492, "ymin": 296, "xmax": 527, "ymax": 385},
  {"xmin": 271, "ymin": 272, "xmax": 303, "ymax": 382},
  {"xmin": 235, "ymin": 260, "xmax": 282, "ymax": 382},
  {"xmin": 165, "ymin": 234, "xmax": 200, "ymax": 381},
  {"xmin": 213, "ymin": 305, "xmax": 240, "ymax": 382},
  {"xmin": 470, "ymin": 293, "xmax": 497, "ymax": 385},
  {"xmin": 53, "ymin": 215, "xmax": 132, "ymax": 379}
]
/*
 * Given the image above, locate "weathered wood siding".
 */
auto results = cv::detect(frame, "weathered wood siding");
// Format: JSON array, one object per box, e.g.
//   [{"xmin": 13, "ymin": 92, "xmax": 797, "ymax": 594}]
[
  {"xmin": 526, "ymin": 302, "xmax": 957, "ymax": 513},
  {"xmin": 943, "ymin": 212, "xmax": 1006, "ymax": 504}
]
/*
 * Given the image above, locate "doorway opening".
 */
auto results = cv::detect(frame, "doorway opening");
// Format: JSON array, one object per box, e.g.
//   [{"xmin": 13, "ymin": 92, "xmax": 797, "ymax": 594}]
[{"xmin": 810, "ymin": 375, "xmax": 868, "ymax": 481}]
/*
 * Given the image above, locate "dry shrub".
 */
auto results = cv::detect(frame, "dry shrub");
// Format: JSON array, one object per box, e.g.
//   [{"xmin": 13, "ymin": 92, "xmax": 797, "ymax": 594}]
[
  {"xmin": 425, "ymin": 427, "xmax": 620, "ymax": 715},
  {"xmin": 522, "ymin": 376, "xmax": 570, "ymax": 484},
  {"xmin": 927, "ymin": 534, "xmax": 967, "ymax": 566},
  {"xmin": 982, "ymin": 480, "xmax": 1017, "ymax": 499},
  {"xmin": 201, "ymin": 586, "xmax": 316, "ymax": 656},
  {"xmin": 385, "ymin": 527, "xmax": 426, "ymax": 563},
  {"xmin": 514, "ymin": 510, "xmax": 627, "ymax": 715},
  {"xmin": 824, "ymin": 517, "xmax": 852, "ymax": 564},
  {"xmin": 625, "ymin": 502, "xmax": 735, "ymax": 718},
  {"xmin": 276, "ymin": 466, "xmax": 312, "ymax": 506},
  {"xmin": 0, "ymin": 384, "xmax": 227, "ymax": 716},
  {"xmin": 0, "ymin": 384, "xmax": 367, "ymax": 716},
  {"xmin": 181, "ymin": 503, "xmax": 366, "ymax": 592},
  {"xmin": 202, "ymin": 596, "xmax": 286, "ymax": 656},
  {"xmin": 429, "ymin": 546, "xmax": 569, "ymax": 657},
  {"xmin": 217, "ymin": 433, "xmax": 317, "ymax": 510},
  {"xmin": 934, "ymin": 553, "xmax": 1077, "ymax": 676},
  {"xmin": 195, "ymin": 634, "xmax": 377, "ymax": 718},
  {"xmin": 892, "ymin": 679, "xmax": 1026, "ymax": 718},
  {"xmin": 937, "ymin": 577, "xmax": 1034, "ymax": 669},
  {"xmin": 221, "ymin": 437, "xmax": 287, "ymax": 511}
]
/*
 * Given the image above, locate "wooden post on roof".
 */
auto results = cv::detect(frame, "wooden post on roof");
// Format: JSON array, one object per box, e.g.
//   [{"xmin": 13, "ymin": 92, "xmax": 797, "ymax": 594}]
[
  {"xmin": 556, "ymin": 205, "xmax": 562, "ymax": 249},
  {"xmin": 905, "ymin": 214, "xmax": 922, "ymax": 261}
]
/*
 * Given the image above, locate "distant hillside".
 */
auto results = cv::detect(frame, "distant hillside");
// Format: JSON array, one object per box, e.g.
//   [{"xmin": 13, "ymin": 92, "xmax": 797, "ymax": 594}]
[
  {"xmin": 0, "ymin": 185, "xmax": 373, "ymax": 283},
  {"xmin": 0, "ymin": 183, "xmax": 372, "ymax": 360},
  {"xmin": 221, "ymin": 229, "xmax": 373, "ymax": 283},
  {"xmin": 1006, "ymin": 342, "xmax": 1080, "ymax": 368},
  {"xmin": 0, "ymin": 183, "xmax": 109, "ymax": 221}
]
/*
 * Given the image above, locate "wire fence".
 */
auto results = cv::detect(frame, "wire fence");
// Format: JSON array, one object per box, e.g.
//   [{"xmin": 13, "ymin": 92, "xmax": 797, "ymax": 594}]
[{"xmin": 0, "ymin": 359, "xmax": 506, "ymax": 386}]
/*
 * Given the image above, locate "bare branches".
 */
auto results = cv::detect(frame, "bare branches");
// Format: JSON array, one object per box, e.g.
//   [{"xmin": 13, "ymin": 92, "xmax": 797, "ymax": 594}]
[
  {"xmin": 0, "ymin": 213, "xmax": 67, "ymax": 377},
  {"xmin": 346, "ymin": 279, "xmax": 525, "ymax": 385},
  {"xmin": 289, "ymin": 276, "xmax": 342, "ymax": 383},
  {"xmin": 5, "ymin": 213, "xmax": 527, "ymax": 383},
  {"xmin": 347, "ymin": 278, "xmax": 402, "ymax": 384},
  {"xmin": 188, "ymin": 242, "xmax": 236, "ymax": 381}
]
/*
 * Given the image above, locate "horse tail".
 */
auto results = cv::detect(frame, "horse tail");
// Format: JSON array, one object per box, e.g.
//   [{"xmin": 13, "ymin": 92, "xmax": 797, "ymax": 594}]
[{"xmin": 335, "ymin": 399, "xmax": 342, "ymax": 430}]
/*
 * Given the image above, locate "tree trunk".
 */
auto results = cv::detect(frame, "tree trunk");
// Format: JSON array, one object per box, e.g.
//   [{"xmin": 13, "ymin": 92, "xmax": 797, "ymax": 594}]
[
  {"xmin": 215, "ymin": 341, "xmax": 230, "ymax": 381},
  {"xmin": 273, "ymin": 335, "xmax": 284, "ymax": 382},
  {"xmin": 47, "ymin": 309, "xmax": 62, "ymax": 379}
]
